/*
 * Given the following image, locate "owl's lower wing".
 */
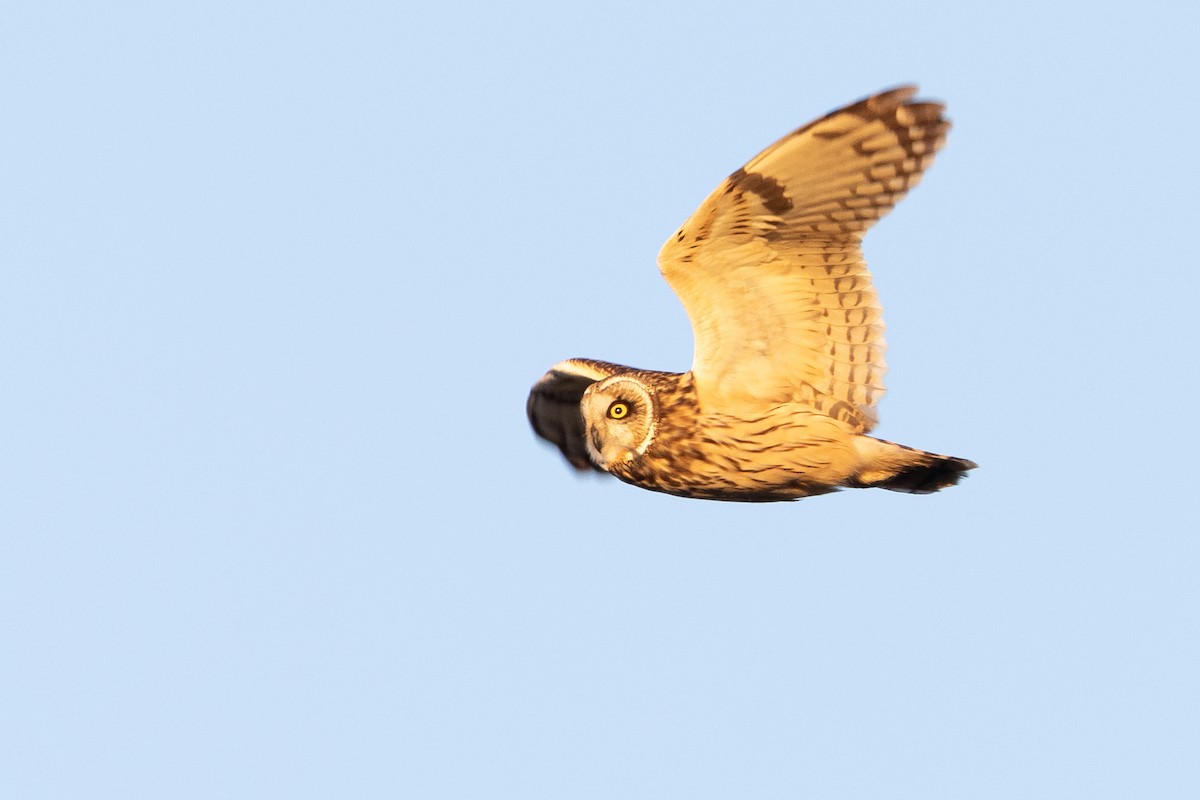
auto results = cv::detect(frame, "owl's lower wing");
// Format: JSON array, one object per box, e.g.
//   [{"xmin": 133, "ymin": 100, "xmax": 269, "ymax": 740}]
[
  {"xmin": 527, "ymin": 358, "xmax": 625, "ymax": 473},
  {"xmin": 657, "ymin": 86, "xmax": 949, "ymax": 431}
]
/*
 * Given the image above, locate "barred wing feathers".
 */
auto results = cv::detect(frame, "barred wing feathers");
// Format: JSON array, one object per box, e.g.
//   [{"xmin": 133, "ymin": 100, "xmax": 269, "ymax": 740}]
[{"xmin": 657, "ymin": 85, "xmax": 949, "ymax": 431}]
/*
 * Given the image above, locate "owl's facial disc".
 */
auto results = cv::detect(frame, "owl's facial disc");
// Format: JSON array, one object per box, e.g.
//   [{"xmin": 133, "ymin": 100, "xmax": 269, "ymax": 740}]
[{"xmin": 581, "ymin": 377, "xmax": 656, "ymax": 469}]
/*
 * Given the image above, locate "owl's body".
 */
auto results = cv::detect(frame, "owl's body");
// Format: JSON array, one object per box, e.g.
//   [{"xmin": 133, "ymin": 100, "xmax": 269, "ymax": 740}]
[{"xmin": 527, "ymin": 87, "xmax": 976, "ymax": 502}]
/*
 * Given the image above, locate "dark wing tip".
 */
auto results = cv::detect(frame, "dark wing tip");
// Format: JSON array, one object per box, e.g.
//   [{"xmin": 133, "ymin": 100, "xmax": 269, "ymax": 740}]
[
  {"xmin": 853, "ymin": 84, "xmax": 947, "ymax": 125},
  {"xmin": 866, "ymin": 84, "xmax": 920, "ymax": 109},
  {"xmin": 875, "ymin": 455, "xmax": 977, "ymax": 494},
  {"xmin": 527, "ymin": 362, "xmax": 613, "ymax": 474}
]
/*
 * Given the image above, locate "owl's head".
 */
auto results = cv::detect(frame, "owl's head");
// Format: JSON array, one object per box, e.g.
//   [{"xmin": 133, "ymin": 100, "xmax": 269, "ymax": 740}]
[{"xmin": 580, "ymin": 376, "xmax": 657, "ymax": 470}]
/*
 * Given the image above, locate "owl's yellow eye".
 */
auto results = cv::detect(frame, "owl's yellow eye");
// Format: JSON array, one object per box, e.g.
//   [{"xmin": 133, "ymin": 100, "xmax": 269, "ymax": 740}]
[{"xmin": 607, "ymin": 401, "xmax": 630, "ymax": 420}]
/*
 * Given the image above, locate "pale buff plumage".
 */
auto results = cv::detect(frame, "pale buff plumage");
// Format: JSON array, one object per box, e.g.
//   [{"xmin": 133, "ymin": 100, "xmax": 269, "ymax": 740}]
[{"xmin": 527, "ymin": 86, "xmax": 976, "ymax": 502}]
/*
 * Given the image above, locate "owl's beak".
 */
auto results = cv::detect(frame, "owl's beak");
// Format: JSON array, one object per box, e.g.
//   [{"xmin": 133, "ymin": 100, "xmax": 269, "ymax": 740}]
[{"xmin": 590, "ymin": 428, "xmax": 605, "ymax": 461}]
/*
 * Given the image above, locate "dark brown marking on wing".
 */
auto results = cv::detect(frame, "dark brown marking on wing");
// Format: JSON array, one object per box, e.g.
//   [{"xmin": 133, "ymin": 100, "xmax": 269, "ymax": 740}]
[{"xmin": 727, "ymin": 168, "xmax": 793, "ymax": 216}]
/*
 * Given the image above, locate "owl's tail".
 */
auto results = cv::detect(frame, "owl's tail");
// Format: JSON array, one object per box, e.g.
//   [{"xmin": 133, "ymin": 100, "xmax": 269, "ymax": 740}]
[{"xmin": 850, "ymin": 436, "xmax": 977, "ymax": 494}]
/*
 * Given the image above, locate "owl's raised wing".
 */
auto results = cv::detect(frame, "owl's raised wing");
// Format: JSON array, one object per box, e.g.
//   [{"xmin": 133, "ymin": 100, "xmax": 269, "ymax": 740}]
[
  {"xmin": 657, "ymin": 86, "xmax": 948, "ymax": 431},
  {"xmin": 527, "ymin": 358, "xmax": 624, "ymax": 473}
]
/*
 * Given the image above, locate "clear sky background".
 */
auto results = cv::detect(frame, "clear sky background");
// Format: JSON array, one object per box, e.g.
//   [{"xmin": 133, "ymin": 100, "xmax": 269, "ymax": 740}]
[{"xmin": 3, "ymin": 1, "xmax": 1198, "ymax": 798}]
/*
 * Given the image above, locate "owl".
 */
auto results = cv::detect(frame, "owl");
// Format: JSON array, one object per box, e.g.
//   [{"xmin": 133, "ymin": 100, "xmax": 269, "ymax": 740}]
[{"xmin": 527, "ymin": 86, "xmax": 976, "ymax": 502}]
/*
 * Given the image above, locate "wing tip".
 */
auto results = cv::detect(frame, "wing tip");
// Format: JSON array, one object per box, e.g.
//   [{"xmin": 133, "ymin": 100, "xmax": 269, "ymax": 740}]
[
  {"xmin": 869, "ymin": 84, "xmax": 920, "ymax": 108},
  {"xmin": 528, "ymin": 358, "xmax": 622, "ymax": 475},
  {"xmin": 860, "ymin": 84, "xmax": 947, "ymax": 120}
]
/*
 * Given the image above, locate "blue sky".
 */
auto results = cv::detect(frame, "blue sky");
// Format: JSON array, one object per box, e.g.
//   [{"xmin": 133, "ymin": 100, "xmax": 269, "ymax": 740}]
[{"xmin": 3, "ymin": 2, "xmax": 1198, "ymax": 798}]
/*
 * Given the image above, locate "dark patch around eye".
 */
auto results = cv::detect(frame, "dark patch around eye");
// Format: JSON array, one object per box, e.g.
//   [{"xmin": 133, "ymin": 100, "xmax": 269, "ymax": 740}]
[{"xmin": 607, "ymin": 399, "xmax": 635, "ymax": 419}]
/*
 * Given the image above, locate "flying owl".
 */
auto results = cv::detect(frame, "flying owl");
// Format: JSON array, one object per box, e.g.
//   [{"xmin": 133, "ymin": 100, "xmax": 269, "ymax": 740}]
[{"xmin": 527, "ymin": 86, "xmax": 976, "ymax": 502}]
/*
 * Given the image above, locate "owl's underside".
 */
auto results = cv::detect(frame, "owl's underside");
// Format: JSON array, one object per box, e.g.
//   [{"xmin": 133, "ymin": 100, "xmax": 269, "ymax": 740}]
[{"xmin": 526, "ymin": 86, "xmax": 976, "ymax": 502}]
